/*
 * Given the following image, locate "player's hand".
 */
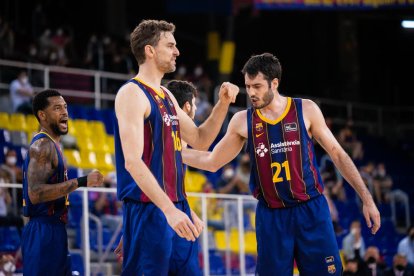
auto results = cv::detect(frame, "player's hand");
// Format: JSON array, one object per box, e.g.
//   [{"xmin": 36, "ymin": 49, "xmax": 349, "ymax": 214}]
[
  {"xmin": 218, "ymin": 82, "xmax": 239, "ymax": 104},
  {"xmin": 362, "ymin": 200, "xmax": 381, "ymax": 234},
  {"xmin": 114, "ymin": 235, "xmax": 123, "ymax": 262},
  {"xmin": 87, "ymin": 169, "xmax": 104, "ymax": 187},
  {"xmin": 164, "ymin": 206, "xmax": 199, "ymax": 242},
  {"xmin": 190, "ymin": 209, "xmax": 204, "ymax": 238}
]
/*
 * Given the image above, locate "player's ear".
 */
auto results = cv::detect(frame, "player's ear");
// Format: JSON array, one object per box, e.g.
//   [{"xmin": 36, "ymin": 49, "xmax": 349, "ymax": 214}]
[
  {"xmin": 38, "ymin": 110, "xmax": 46, "ymax": 122},
  {"xmin": 184, "ymin": 101, "xmax": 191, "ymax": 113},
  {"xmin": 145, "ymin": 45, "xmax": 155, "ymax": 57},
  {"xmin": 272, "ymin": 78, "xmax": 279, "ymax": 90}
]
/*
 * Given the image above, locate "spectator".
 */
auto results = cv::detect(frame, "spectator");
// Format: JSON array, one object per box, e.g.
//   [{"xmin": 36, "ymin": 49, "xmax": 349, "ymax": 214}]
[
  {"xmin": 216, "ymin": 156, "xmax": 250, "ymax": 195},
  {"xmin": 360, "ymin": 161, "xmax": 376, "ymax": 195},
  {"xmin": 385, "ymin": 254, "xmax": 413, "ymax": 276},
  {"xmin": 337, "ymin": 119, "xmax": 364, "ymax": 161},
  {"xmin": 323, "ymin": 189, "xmax": 343, "ymax": 235},
  {"xmin": 9, "ymin": 70, "xmax": 34, "ymax": 114},
  {"xmin": 0, "ymin": 254, "xmax": 16, "ymax": 276},
  {"xmin": 372, "ymin": 162, "xmax": 393, "ymax": 204},
  {"xmin": 397, "ymin": 225, "xmax": 414, "ymax": 267},
  {"xmin": 89, "ymin": 172, "xmax": 122, "ymax": 232},
  {"xmin": 342, "ymin": 258, "xmax": 361, "ymax": 276},
  {"xmin": 343, "ymin": 220, "xmax": 366, "ymax": 261},
  {"xmin": 320, "ymin": 153, "xmax": 346, "ymax": 202},
  {"xmin": 1, "ymin": 149, "xmax": 23, "ymax": 184},
  {"xmin": 0, "ymin": 170, "xmax": 24, "ymax": 236},
  {"xmin": 361, "ymin": 246, "xmax": 387, "ymax": 276}
]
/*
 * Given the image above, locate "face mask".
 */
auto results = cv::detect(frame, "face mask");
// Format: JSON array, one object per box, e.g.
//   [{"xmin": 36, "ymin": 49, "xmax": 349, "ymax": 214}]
[
  {"xmin": 20, "ymin": 77, "xmax": 28, "ymax": 84},
  {"xmin": 6, "ymin": 156, "xmax": 17, "ymax": 166},
  {"xmin": 367, "ymin": 257, "xmax": 376, "ymax": 264},
  {"xmin": 351, "ymin": 228, "xmax": 358, "ymax": 235},
  {"xmin": 395, "ymin": 265, "xmax": 405, "ymax": 272},
  {"xmin": 3, "ymin": 261, "xmax": 16, "ymax": 273},
  {"xmin": 223, "ymin": 169, "xmax": 234, "ymax": 180}
]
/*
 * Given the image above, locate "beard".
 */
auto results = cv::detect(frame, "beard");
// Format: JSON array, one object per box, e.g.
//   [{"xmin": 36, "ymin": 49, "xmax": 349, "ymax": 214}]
[
  {"xmin": 50, "ymin": 122, "xmax": 68, "ymax": 136},
  {"xmin": 155, "ymin": 57, "xmax": 176, "ymax": 73},
  {"xmin": 252, "ymin": 89, "xmax": 274, "ymax": 109}
]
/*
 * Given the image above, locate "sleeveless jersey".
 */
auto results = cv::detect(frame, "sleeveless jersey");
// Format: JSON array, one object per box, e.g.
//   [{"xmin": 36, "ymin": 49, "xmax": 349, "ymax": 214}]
[
  {"xmin": 22, "ymin": 132, "xmax": 69, "ymax": 221},
  {"xmin": 246, "ymin": 97, "xmax": 324, "ymax": 208},
  {"xmin": 114, "ymin": 78, "xmax": 185, "ymax": 202}
]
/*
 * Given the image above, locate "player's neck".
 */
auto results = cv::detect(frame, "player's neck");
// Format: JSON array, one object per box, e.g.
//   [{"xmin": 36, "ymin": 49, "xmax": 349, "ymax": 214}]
[
  {"xmin": 136, "ymin": 64, "xmax": 164, "ymax": 88},
  {"xmin": 258, "ymin": 93, "xmax": 289, "ymax": 121},
  {"xmin": 39, "ymin": 127, "xmax": 60, "ymax": 143}
]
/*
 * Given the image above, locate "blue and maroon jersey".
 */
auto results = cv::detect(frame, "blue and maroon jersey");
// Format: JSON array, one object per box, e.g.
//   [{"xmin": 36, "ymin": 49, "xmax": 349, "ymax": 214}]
[
  {"xmin": 114, "ymin": 78, "xmax": 186, "ymax": 202},
  {"xmin": 22, "ymin": 132, "xmax": 69, "ymax": 220},
  {"xmin": 246, "ymin": 97, "xmax": 324, "ymax": 208}
]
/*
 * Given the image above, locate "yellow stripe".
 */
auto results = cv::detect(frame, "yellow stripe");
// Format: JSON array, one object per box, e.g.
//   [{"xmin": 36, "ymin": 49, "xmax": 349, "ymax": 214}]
[
  {"xmin": 134, "ymin": 77, "xmax": 165, "ymax": 99},
  {"xmin": 256, "ymin": 97, "xmax": 291, "ymax": 125},
  {"xmin": 35, "ymin": 131, "xmax": 56, "ymax": 142}
]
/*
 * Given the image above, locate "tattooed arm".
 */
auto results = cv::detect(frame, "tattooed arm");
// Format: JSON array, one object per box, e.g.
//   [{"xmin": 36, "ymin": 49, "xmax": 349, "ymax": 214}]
[{"xmin": 27, "ymin": 138, "xmax": 103, "ymax": 204}]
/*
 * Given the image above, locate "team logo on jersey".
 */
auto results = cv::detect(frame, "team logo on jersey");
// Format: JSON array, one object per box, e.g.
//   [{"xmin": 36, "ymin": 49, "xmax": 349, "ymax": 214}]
[
  {"xmin": 255, "ymin": 123, "xmax": 263, "ymax": 132},
  {"xmin": 327, "ymin": 264, "xmax": 336, "ymax": 274},
  {"xmin": 325, "ymin": 256, "xmax": 334, "ymax": 263},
  {"xmin": 255, "ymin": 143, "xmax": 268, "ymax": 157},
  {"xmin": 284, "ymin": 123, "xmax": 297, "ymax": 132},
  {"xmin": 163, "ymin": 112, "xmax": 171, "ymax": 126}
]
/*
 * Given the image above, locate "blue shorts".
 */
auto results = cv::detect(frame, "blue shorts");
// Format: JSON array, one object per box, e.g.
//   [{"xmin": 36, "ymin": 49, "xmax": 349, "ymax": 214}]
[
  {"xmin": 122, "ymin": 199, "xmax": 201, "ymax": 276},
  {"xmin": 256, "ymin": 195, "xmax": 342, "ymax": 276},
  {"xmin": 22, "ymin": 216, "xmax": 71, "ymax": 276}
]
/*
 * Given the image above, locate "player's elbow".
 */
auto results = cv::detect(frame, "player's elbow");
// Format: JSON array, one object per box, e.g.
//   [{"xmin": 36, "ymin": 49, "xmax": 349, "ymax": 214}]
[
  {"xmin": 28, "ymin": 190, "xmax": 40, "ymax": 205},
  {"xmin": 124, "ymin": 157, "xmax": 138, "ymax": 174}
]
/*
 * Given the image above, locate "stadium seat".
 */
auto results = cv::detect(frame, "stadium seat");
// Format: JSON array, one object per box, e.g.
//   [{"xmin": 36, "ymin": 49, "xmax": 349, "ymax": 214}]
[
  {"xmin": 25, "ymin": 114, "xmax": 39, "ymax": 133},
  {"xmin": 185, "ymin": 170, "xmax": 207, "ymax": 192},
  {"xmin": 79, "ymin": 150, "xmax": 97, "ymax": 169},
  {"xmin": 64, "ymin": 149, "xmax": 82, "ymax": 168},
  {"xmin": 9, "ymin": 113, "xmax": 27, "ymax": 131},
  {"xmin": 0, "ymin": 112, "xmax": 10, "ymax": 129}
]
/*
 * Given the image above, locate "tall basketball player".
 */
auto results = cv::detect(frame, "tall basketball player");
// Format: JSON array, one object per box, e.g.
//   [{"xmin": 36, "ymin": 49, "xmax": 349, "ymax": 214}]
[{"xmin": 182, "ymin": 53, "xmax": 381, "ymax": 276}]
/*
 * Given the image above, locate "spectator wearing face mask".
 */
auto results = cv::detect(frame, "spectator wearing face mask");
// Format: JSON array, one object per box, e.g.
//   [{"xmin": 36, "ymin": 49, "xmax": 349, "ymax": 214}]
[
  {"xmin": 398, "ymin": 226, "xmax": 414, "ymax": 268},
  {"xmin": 9, "ymin": 70, "xmax": 34, "ymax": 114},
  {"xmin": 361, "ymin": 246, "xmax": 387, "ymax": 276},
  {"xmin": 385, "ymin": 254, "xmax": 413, "ymax": 276},
  {"xmin": 1, "ymin": 149, "xmax": 23, "ymax": 184},
  {"xmin": 343, "ymin": 220, "xmax": 366, "ymax": 261}
]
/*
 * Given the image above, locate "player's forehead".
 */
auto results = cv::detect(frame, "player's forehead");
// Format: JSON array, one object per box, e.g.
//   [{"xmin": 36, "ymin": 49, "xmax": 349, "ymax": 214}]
[
  {"xmin": 245, "ymin": 72, "xmax": 267, "ymax": 85},
  {"xmin": 158, "ymin": 31, "xmax": 176, "ymax": 46},
  {"xmin": 47, "ymin": 96, "xmax": 66, "ymax": 107}
]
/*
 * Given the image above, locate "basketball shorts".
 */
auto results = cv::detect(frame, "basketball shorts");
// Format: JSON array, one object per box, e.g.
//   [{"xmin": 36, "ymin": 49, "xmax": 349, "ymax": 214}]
[
  {"xmin": 256, "ymin": 195, "xmax": 342, "ymax": 276},
  {"xmin": 122, "ymin": 199, "xmax": 201, "ymax": 276}
]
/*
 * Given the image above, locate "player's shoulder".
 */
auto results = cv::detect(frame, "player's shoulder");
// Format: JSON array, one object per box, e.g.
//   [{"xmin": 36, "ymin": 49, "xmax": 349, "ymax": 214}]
[
  {"xmin": 29, "ymin": 136, "xmax": 56, "ymax": 160},
  {"xmin": 298, "ymin": 98, "xmax": 320, "ymax": 112},
  {"xmin": 231, "ymin": 110, "xmax": 248, "ymax": 122}
]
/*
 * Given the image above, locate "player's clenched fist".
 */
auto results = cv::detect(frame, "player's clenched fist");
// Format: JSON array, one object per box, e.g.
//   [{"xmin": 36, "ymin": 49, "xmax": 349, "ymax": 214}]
[
  {"xmin": 218, "ymin": 82, "xmax": 240, "ymax": 104},
  {"xmin": 87, "ymin": 169, "xmax": 104, "ymax": 187}
]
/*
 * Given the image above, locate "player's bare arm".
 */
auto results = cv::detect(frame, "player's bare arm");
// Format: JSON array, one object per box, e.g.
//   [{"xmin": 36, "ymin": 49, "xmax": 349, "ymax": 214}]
[
  {"xmin": 167, "ymin": 82, "xmax": 239, "ymax": 150},
  {"xmin": 115, "ymin": 83, "xmax": 199, "ymax": 241},
  {"xmin": 303, "ymin": 99, "xmax": 380, "ymax": 234},
  {"xmin": 182, "ymin": 110, "xmax": 247, "ymax": 172},
  {"xmin": 27, "ymin": 138, "xmax": 103, "ymax": 204}
]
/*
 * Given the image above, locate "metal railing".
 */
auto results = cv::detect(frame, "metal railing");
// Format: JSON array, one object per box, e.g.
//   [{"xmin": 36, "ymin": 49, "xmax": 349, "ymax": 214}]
[
  {"xmin": 0, "ymin": 183, "xmax": 258, "ymax": 276},
  {"xmin": 2, "ymin": 58, "xmax": 414, "ymax": 139}
]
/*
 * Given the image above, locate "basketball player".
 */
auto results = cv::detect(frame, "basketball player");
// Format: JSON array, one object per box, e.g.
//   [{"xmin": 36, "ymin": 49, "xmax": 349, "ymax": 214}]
[
  {"xmin": 182, "ymin": 53, "xmax": 381, "ymax": 275},
  {"xmin": 165, "ymin": 80, "xmax": 197, "ymax": 120},
  {"xmin": 114, "ymin": 19, "xmax": 239, "ymax": 275},
  {"xmin": 113, "ymin": 80, "xmax": 201, "ymax": 262},
  {"xmin": 21, "ymin": 89, "xmax": 104, "ymax": 276}
]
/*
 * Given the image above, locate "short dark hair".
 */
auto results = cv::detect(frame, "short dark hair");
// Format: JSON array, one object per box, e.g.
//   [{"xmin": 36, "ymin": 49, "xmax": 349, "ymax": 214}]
[
  {"xmin": 130, "ymin": 19, "xmax": 175, "ymax": 65},
  {"xmin": 241, "ymin": 53, "xmax": 282, "ymax": 84},
  {"xmin": 165, "ymin": 80, "xmax": 197, "ymax": 108},
  {"xmin": 32, "ymin": 89, "xmax": 62, "ymax": 121}
]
